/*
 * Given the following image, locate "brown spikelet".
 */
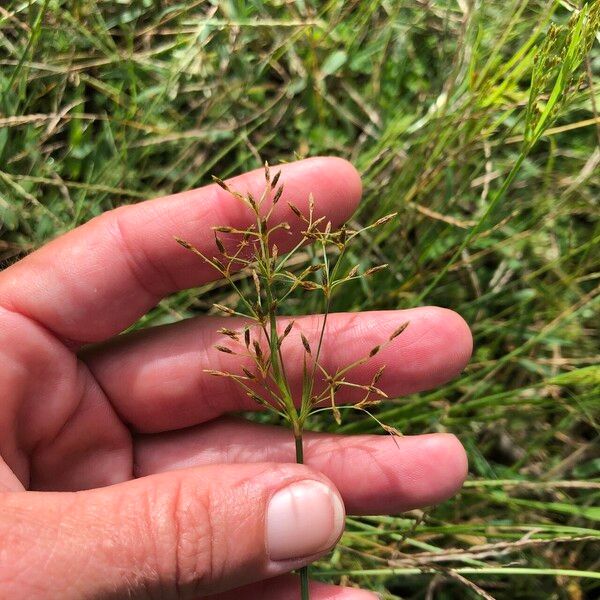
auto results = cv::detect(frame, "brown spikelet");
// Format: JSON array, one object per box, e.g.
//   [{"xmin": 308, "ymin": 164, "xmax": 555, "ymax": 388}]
[
  {"xmin": 273, "ymin": 185, "xmax": 284, "ymax": 204},
  {"xmin": 253, "ymin": 340, "xmax": 263, "ymax": 361},
  {"xmin": 348, "ymin": 265, "xmax": 360, "ymax": 278},
  {"xmin": 283, "ymin": 321, "xmax": 294, "ymax": 338},
  {"xmin": 389, "ymin": 321, "xmax": 409, "ymax": 341},
  {"xmin": 301, "ymin": 333, "xmax": 312, "ymax": 355},
  {"xmin": 215, "ymin": 345, "xmax": 234, "ymax": 354},
  {"xmin": 264, "ymin": 161, "xmax": 270, "ymax": 183},
  {"xmin": 271, "ymin": 171, "xmax": 281, "ymax": 189},
  {"xmin": 242, "ymin": 367, "xmax": 256, "ymax": 380},
  {"xmin": 247, "ymin": 390, "xmax": 267, "ymax": 406},
  {"xmin": 204, "ymin": 369, "xmax": 229, "ymax": 377},
  {"xmin": 214, "ymin": 303, "xmax": 235, "ymax": 315},
  {"xmin": 244, "ymin": 327, "xmax": 251, "ymax": 348},
  {"xmin": 288, "ymin": 202, "xmax": 303, "ymax": 218},
  {"xmin": 218, "ymin": 328, "xmax": 239, "ymax": 340},
  {"xmin": 373, "ymin": 213, "xmax": 397, "ymax": 227},
  {"xmin": 365, "ymin": 264, "xmax": 388, "ymax": 276},
  {"xmin": 369, "ymin": 345, "xmax": 381, "ymax": 357},
  {"xmin": 214, "ymin": 235, "xmax": 225, "ymax": 254},
  {"xmin": 212, "ymin": 175, "xmax": 230, "ymax": 191},
  {"xmin": 382, "ymin": 424, "xmax": 403, "ymax": 436},
  {"xmin": 174, "ymin": 236, "xmax": 193, "ymax": 250},
  {"xmin": 372, "ymin": 365, "xmax": 386, "ymax": 384}
]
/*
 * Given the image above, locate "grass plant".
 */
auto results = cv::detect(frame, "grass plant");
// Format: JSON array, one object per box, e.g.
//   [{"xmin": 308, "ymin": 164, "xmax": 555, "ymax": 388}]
[{"xmin": 177, "ymin": 165, "xmax": 404, "ymax": 599}]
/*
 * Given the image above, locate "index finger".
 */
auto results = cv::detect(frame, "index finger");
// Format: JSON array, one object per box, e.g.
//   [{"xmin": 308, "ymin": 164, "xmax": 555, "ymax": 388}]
[{"xmin": 0, "ymin": 158, "xmax": 361, "ymax": 344}]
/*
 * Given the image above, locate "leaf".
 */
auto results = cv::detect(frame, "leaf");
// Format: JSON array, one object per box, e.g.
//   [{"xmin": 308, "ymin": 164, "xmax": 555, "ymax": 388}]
[
  {"xmin": 321, "ymin": 50, "xmax": 347, "ymax": 77},
  {"xmin": 549, "ymin": 366, "xmax": 600, "ymax": 387}
]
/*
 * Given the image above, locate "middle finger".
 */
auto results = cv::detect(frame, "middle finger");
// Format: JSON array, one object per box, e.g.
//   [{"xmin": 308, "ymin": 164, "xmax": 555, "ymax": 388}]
[{"xmin": 83, "ymin": 307, "xmax": 472, "ymax": 432}]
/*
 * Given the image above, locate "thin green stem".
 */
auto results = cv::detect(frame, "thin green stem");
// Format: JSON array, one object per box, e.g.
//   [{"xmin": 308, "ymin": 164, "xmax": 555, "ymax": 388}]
[
  {"xmin": 318, "ymin": 567, "xmax": 600, "ymax": 579},
  {"xmin": 295, "ymin": 433, "xmax": 304, "ymax": 464},
  {"xmin": 295, "ymin": 432, "xmax": 310, "ymax": 600}
]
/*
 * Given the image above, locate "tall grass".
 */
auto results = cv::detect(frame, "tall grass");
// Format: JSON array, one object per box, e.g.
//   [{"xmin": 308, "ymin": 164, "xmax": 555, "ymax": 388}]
[{"xmin": 1, "ymin": 1, "xmax": 599, "ymax": 598}]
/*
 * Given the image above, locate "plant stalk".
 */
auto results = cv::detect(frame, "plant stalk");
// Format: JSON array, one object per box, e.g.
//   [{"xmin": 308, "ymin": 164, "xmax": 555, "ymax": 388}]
[{"xmin": 295, "ymin": 431, "xmax": 310, "ymax": 600}]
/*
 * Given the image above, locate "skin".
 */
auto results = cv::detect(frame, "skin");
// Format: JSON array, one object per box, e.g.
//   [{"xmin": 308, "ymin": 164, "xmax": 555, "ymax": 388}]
[{"xmin": 0, "ymin": 157, "xmax": 472, "ymax": 599}]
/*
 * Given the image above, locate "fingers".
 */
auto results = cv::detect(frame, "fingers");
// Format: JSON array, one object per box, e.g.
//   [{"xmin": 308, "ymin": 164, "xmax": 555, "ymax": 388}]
[
  {"xmin": 0, "ymin": 157, "xmax": 361, "ymax": 344},
  {"xmin": 206, "ymin": 575, "xmax": 378, "ymax": 600},
  {"xmin": 136, "ymin": 418, "xmax": 468, "ymax": 515},
  {"xmin": 84, "ymin": 307, "xmax": 473, "ymax": 432},
  {"xmin": 0, "ymin": 463, "xmax": 346, "ymax": 598}
]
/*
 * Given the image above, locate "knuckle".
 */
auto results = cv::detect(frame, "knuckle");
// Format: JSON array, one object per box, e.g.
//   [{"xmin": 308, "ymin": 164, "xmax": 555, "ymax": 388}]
[{"xmin": 145, "ymin": 476, "xmax": 217, "ymax": 596}]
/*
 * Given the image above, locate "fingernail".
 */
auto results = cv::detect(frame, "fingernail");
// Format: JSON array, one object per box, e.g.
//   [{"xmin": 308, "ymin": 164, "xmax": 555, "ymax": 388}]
[{"xmin": 266, "ymin": 480, "xmax": 345, "ymax": 561}]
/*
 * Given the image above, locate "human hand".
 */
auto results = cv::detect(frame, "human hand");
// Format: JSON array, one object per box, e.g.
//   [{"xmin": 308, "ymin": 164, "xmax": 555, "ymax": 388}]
[{"xmin": 0, "ymin": 157, "xmax": 472, "ymax": 599}]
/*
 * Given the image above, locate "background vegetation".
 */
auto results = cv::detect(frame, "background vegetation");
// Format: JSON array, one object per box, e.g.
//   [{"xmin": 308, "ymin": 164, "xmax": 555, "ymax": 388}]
[{"xmin": 1, "ymin": 1, "xmax": 599, "ymax": 598}]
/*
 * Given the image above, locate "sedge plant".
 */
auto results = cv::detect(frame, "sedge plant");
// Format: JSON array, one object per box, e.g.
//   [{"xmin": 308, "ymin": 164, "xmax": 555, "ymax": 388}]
[{"xmin": 175, "ymin": 163, "xmax": 407, "ymax": 599}]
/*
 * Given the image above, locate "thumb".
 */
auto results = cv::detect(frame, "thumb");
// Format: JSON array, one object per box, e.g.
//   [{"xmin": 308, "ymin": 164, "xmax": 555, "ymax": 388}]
[{"xmin": 0, "ymin": 463, "xmax": 345, "ymax": 599}]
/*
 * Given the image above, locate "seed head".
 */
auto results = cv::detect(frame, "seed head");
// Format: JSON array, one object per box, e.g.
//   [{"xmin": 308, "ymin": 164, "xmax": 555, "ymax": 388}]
[
  {"xmin": 283, "ymin": 320, "xmax": 294, "ymax": 338},
  {"xmin": 301, "ymin": 333, "xmax": 312, "ymax": 355},
  {"xmin": 174, "ymin": 237, "xmax": 193, "ymax": 250},
  {"xmin": 288, "ymin": 202, "xmax": 303, "ymax": 219},
  {"xmin": 373, "ymin": 213, "xmax": 397, "ymax": 227},
  {"xmin": 273, "ymin": 185, "xmax": 284, "ymax": 204},
  {"xmin": 271, "ymin": 170, "xmax": 281, "ymax": 189},
  {"xmin": 204, "ymin": 369, "xmax": 229, "ymax": 377},
  {"xmin": 372, "ymin": 365, "xmax": 386, "ymax": 384},
  {"xmin": 389, "ymin": 321, "xmax": 409, "ymax": 340},
  {"xmin": 215, "ymin": 345, "xmax": 234, "ymax": 354},
  {"xmin": 212, "ymin": 175, "xmax": 230, "ymax": 191},
  {"xmin": 242, "ymin": 367, "xmax": 256, "ymax": 380},
  {"xmin": 218, "ymin": 328, "xmax": 239, "ymax": 340},
  {"xmin": 365, "ymin": 264, "xmax": 388, "ymax": 276},
  {"xmin": 214, "ymin": 303, "xmax": 235, "ymax": 315}
]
